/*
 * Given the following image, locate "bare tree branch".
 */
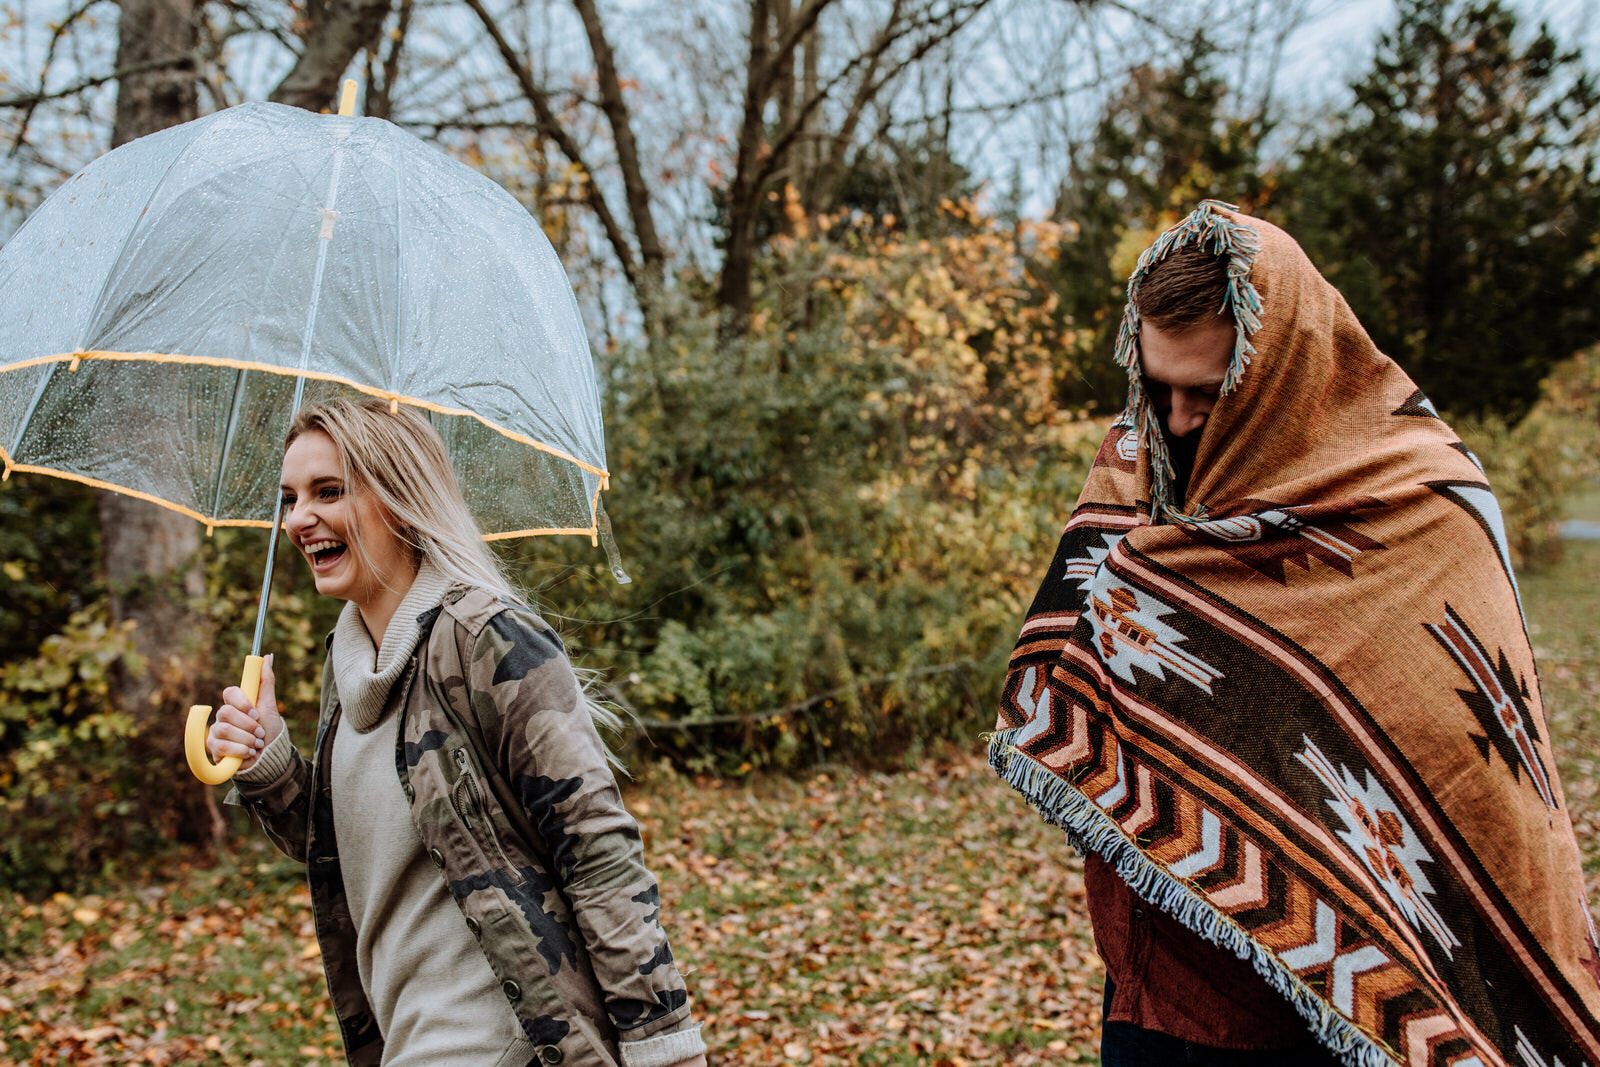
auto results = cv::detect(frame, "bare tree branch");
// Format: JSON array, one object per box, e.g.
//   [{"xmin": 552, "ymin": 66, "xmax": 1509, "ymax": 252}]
[
  {"xmin": 571, "ymin": 0, "xmax": 665, "ymax": 283},
  {"xmin": 808, "ymin": 0, "xmax": 902, "ymax": 199},
  {"xmin": 787, "ymin": 0, "xmax": 989, "ymax": 182},
  {"xmin": 717, "ymin": 0, "xmax": 995, "ymax": 329},
  {"xmin": 366, "ymin": 0, "xmax": 412, "ymax": 119},
  {"xmin": 461, "ymin": 0, "xmax": 644, "ymax": 300},
  {"xmin": 5, "ymin": 0, "xmax": 116, "ymax": 151},
  {"xmin": 268, "ymin": 0, "xmax": 393, "ymax": 112},
  {"xmin": 0, "ymin": 51, "xmax": 198, "ymax": 112}
]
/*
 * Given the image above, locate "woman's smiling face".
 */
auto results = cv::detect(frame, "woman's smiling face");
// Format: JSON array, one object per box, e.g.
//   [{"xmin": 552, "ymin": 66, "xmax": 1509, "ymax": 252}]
[{"xmin": 280, "ymin": 429, "xmax": 414, "ymax": 621}]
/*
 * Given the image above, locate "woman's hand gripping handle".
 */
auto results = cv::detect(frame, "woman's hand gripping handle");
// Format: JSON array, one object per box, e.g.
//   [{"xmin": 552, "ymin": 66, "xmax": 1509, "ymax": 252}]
[{"xmin": 186, "ymin": 654, "xmax": 282, "ymax": 784}]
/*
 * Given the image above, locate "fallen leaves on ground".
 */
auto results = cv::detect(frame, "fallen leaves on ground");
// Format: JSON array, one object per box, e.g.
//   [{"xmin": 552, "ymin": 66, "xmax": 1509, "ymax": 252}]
[
  {"xmin": 2, "ymin": 868, "xmax": 343, "ymax": 1065},
  {"xmin": 634, "ymin": 750, "xmax": 1101, "ymax": 1064},
  {"xmin": 2, "ymin": 748, "xmax": 1099, "ymax": 1065},
  {"xmin": 6, "ymin": 525, "xmax": 1597, "ymax": 1067}
]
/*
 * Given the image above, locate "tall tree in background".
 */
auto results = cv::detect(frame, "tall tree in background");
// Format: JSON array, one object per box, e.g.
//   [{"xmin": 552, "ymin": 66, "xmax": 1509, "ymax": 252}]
[
  {"xmin": 1279, "ymin": 0, "xmax": 1600, "ymax": 420},
  {"xmin": 461, "ymin": 0, "xmax": 669, "ymax": 323},
  {"xmin": 98, "ymin": 0, "xmax": 394, "ymax": 840},
  {"xmin": 102, "ymin": 0, "xmax": 211, "ymax": 833},
  {"xmin": 715, "ymin": 0, "xmax": 995, "ymax": 334},
  {"xmin": 459, "ymin": 0, "xmax": 1002, "ymax": 334}
]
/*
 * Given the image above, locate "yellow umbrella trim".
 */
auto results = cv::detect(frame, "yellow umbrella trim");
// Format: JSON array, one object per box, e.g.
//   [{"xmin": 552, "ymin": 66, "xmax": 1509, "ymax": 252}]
[{"xmin": 1, "ymin": 350, "xmax": 613, "ymax": 546}]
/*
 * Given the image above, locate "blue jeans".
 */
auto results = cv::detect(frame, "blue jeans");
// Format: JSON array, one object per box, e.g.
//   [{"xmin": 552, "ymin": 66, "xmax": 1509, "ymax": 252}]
[{"xmin": 1099, "ymin": 977, "xmax": 1345, "ymax": 1066}]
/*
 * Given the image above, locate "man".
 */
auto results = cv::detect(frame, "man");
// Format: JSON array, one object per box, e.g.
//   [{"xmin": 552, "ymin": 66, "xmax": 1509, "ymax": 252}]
[{"xmin": 990, "ymin": 201, "xmax": 1600, "ymax": 1066}]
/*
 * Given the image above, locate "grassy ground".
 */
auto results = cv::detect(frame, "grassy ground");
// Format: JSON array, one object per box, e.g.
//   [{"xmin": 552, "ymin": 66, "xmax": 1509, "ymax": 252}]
[
  {"xmin": 1525, "ymin": 484, "xmax": 1600, "ymax": 910},
  {"xmin": 3, "ymin": 525, "xmax": 1596, "ymax": 1066}
]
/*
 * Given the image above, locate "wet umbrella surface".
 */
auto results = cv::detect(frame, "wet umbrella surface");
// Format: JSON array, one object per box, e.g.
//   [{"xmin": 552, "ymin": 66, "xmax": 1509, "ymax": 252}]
[
  {"xmin": 0, "ymin": 99, "xmax": 613, "ymax": 541},
  {"xmin": 0, "ymin": 93, "xmax": 622, "ymax": 781}
]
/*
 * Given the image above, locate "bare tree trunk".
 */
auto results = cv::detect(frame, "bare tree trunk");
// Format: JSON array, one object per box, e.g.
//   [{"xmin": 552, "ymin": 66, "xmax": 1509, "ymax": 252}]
[
  {"xmin": 269, "ymin": 0, "xmax": 393, "ymax": 113},
  {"xmin": 112, "ymin": 0, "xmax": 199, "ymax": 146},
  {"xmin": 716, "ymin": 0, "xmax": 774, "ymax": 336},
  {"xmin": 108, "ymin": 0, "xmax": 211, "ymax": 841}
]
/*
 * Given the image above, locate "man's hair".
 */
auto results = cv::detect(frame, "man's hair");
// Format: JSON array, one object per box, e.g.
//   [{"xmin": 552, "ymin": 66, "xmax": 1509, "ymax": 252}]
[{"xmin": 1135, "ymin": 245, "xmax": 1231, "ymax": 331}]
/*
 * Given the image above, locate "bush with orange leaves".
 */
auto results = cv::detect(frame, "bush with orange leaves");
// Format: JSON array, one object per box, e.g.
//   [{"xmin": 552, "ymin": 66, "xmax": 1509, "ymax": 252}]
[{"xmin": 536, "ymin": 199, "xmax": 1106, "ymax": 773}]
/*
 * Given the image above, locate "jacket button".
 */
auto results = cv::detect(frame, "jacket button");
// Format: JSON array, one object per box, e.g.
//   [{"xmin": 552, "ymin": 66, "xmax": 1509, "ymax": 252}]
[
  {"xmin": 535, "ymin": 1046, "xmax": 564, "ymax": 1064},
  {"xmin": 1133, "ymin": 907, "xmax": 1147, "ymax": 920},
  {"xmin": 465, "ymin": 916, "xmax": 481, "ymax": 936},
  {"xmin": 502, "ymin": 978, "xmax": 521, "ymax": 1002},
  {"xmin": 429, "ymin": 848, "xmax": 445, "ymax": 869}
]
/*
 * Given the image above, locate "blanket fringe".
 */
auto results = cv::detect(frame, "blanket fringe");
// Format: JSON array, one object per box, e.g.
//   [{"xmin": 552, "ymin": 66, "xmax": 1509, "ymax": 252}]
[{"xmin": 988, "ymin": 729, "xmax": 1399, "ymax": 1067}]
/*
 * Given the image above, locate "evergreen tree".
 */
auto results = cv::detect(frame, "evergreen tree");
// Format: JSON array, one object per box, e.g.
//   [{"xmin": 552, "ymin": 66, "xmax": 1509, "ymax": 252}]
[
  {"xmin": 1050, "ymin": 37, "xmax": 1272, "ymax": 411},
  {"xmin": 1279, "ymin": 0, "xmax": 1600, "ymax": 419}
]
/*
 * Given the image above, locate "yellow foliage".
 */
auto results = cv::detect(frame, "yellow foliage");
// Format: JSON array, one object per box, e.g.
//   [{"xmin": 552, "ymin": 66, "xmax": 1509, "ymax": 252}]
[
  {"xmin": 762, "ymin": 201, "xmax": 1085, "ymax": 499},
  {"xmin": 557, "ymin": 198, "xmax": 1108, "ymax": 771}
]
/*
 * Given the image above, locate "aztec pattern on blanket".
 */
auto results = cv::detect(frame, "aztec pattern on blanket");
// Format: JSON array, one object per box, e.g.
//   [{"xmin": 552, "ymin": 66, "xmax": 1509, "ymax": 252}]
[{"xmin": 989, "ymin": 202, "xmax": 1600, "ymax": 1067}]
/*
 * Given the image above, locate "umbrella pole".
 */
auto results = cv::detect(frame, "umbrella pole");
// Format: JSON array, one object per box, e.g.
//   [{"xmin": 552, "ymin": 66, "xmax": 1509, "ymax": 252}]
[
  {"xmin": 249, "ymin": 370, "xmax": 311, "ymax": 657},
  {"xmin": 188, "ymin": 81, "xmax": 358, "ymax": 783},
  {"xmin": 185, "ymin": 469, "xmax": 288, "ymax": 783},
  {"xmin": 250, "ymin": 500, "xmax": 286, "ymax": 658},
  {"xmin": 186, "ymin": 373, "xmax": 306, "ymax": 784}
]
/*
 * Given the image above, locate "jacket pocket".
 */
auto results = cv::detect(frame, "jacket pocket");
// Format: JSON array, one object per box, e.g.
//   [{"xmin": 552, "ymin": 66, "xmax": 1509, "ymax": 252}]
[
  {"xmin": 451, "ymin": 746, "xmax": 527, "ymax": 886},
  {"xmin": 561, "ymin": 1012, "xmax": 622, "ymax": 1066},
  {"xmin": 480, "ymin": 911, "xmax": 619, "ymax": 1067}
]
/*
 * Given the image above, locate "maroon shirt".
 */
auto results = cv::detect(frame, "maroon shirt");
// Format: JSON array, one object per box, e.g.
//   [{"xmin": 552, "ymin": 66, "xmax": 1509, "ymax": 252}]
[{"xmin": 1085, "ymin": 852, "xmax": 1310, "ymax": 1048}]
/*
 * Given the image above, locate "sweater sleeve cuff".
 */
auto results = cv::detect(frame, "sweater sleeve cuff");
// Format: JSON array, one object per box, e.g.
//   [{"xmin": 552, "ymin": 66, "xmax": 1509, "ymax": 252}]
[
  {"xmin": 232, "ymin": 727, "xmax": 296, "ymax": 784},
  {"xmin": 618, "ymin": 1023, "xmax": 705, "ymax": 1067}
]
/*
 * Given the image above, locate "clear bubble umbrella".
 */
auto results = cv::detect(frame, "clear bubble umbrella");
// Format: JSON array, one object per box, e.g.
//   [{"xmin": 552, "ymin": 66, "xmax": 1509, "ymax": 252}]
[{"xmin": 0, "ymin": 84, "xmax": 626, "ymax": 784}]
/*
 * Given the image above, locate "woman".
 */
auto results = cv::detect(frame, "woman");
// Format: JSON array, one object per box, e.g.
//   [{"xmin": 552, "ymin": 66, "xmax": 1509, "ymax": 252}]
[{"xmin": 207, "ymin": 397, "xmax": 707, "ymax": 1067}]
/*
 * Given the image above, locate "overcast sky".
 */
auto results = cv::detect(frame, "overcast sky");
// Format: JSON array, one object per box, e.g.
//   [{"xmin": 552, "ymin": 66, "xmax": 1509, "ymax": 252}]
[{"xmin": 1284, "ymin": 0, "xmax": 1598, "ymax": 104}]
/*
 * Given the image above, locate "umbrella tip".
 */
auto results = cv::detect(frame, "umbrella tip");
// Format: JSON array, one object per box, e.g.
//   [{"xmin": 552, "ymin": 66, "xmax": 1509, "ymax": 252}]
[{"xmin": 338, "ymin": 80, "xmax": 359, "ymax": 117}]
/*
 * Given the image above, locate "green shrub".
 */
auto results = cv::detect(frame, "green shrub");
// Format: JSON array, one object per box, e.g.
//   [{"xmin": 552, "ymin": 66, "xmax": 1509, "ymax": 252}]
[
  {"xmin": 1455, "ymin": 347, "xmax": 1600, "ymax": 570},
  {"xmin": 0, "ymin": 475, "xmax": 102, "ymax": 667},
  {"xmin": 529, "ymin": 206, "xmax": 1104, "ymax": 772},
  {"xmin": 0, "ymin": 528, "xmax": 343, "ymax": 896},
  {"xmin": 0, "ymin": 603, "xmax": 148, "ymax": 896}
]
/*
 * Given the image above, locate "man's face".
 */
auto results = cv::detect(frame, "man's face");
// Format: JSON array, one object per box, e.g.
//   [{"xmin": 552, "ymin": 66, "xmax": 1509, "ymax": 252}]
[{"xmin": 1138, "ymin": 318, "xmax": 1235, "ymax": 438}]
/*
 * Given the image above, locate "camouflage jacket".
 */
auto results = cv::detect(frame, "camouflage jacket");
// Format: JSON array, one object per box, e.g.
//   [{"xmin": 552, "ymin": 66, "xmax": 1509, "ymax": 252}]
[{"xmin": 232, "ymin": 586, "xmax": 695, "ymax": 1066}]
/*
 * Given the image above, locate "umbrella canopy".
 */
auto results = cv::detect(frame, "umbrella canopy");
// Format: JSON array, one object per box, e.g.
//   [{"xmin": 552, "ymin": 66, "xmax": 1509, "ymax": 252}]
[{"xmin": 0, "ymin": 100, "xmax": 611, "ymax": 543}]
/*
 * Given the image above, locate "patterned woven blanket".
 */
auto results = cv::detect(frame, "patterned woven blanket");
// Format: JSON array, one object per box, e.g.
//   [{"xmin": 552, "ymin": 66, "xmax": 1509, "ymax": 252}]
[{"xmin": 989, "ymin": 202, "xmax": 1600, "ymax": 1066}]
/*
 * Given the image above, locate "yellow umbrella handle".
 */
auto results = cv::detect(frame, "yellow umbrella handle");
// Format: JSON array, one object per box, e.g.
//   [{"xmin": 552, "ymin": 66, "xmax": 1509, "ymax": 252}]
[{"xmin": 185, "ymin": 655, "xmax": 264, "ymax": 785}]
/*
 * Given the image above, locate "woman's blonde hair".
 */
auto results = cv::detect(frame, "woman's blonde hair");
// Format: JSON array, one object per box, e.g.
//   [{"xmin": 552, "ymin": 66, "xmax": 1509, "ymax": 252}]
[
  {"xmin": 286, "ymin": 397, "xmax": 511, "ymax": 598},
  {"xmin": 285, "ymin": 397, "xmax": 624, "ymax": 754}
]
